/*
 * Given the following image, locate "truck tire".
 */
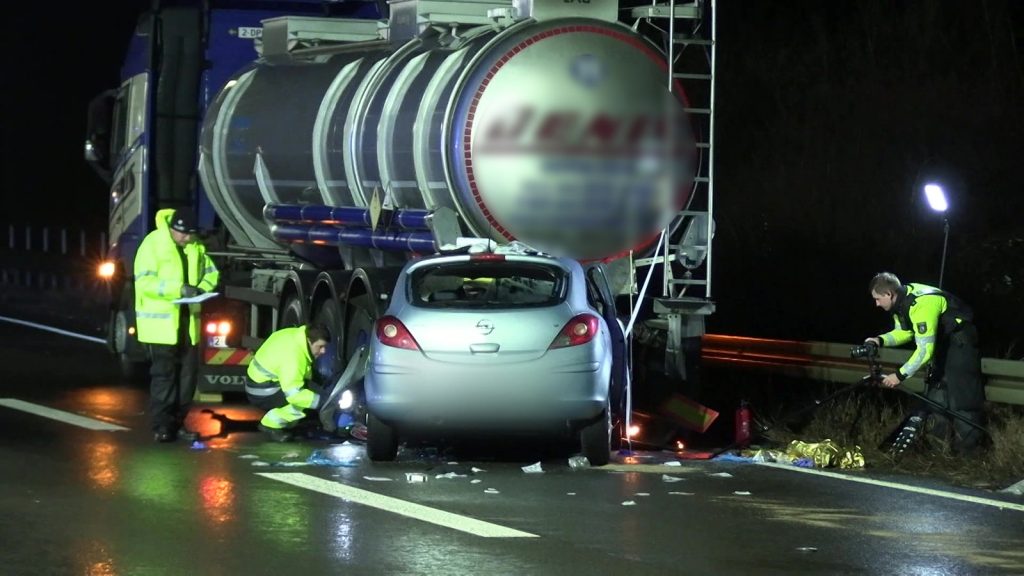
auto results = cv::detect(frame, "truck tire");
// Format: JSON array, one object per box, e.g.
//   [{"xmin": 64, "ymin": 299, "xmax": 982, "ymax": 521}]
[
  {"xmin": 345, "ymin": 295, "xmax": 375, "ymax": 358},
  {"xmin": 313, "ymin": 298, "xmax": 344, "ymax": 378},
  {"xmin": 367, "ymin": 412, "xmax": 398, "ymax": 461},
  {"xmin": 278, "ymin": 293, "xmax": 304, "ymax": 328},
  {"xmin": 109, "ymin": 292, "xmax": 147, "ymax": 384},
  {"xmin": 580, "ymin": 400, "xmax": 612, "ymax": 466}
]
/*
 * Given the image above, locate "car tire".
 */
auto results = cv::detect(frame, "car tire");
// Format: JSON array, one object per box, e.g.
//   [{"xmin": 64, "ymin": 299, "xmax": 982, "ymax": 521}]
[
  {"xmin": 367, "ymin": 412, "xmax": 398, "ymax": 462},
  {"xmin": 580, "ymin": 401, "xmax": 611, "ymax": 466}
]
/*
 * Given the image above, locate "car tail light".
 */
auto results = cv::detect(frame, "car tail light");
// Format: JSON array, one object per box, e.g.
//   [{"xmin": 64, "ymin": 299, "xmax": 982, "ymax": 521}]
[
  {"xmin": 376, "ymin": 316, "xmax": 421, "ymax": 351},
  {"xmin": 548, "ymin": 314, "xmax": 600, "ymax": 349}
]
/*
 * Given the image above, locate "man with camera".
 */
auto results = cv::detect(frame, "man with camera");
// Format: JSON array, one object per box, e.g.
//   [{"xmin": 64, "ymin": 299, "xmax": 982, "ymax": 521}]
[{"xmin": 864, "ymin": 272, "xmax": 985, "ymax": 454}]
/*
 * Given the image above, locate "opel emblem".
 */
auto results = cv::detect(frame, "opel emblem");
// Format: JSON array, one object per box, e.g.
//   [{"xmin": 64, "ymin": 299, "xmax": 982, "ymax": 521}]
[{"xmin": 476, "ymin": 319, "xmax": 495, "ymax": 335}]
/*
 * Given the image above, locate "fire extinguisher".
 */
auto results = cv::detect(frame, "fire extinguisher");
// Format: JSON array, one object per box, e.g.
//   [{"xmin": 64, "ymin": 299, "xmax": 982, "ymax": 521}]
[{"xmin": 735, "ymin": 400, "xmax": 752, "ymax": 448}]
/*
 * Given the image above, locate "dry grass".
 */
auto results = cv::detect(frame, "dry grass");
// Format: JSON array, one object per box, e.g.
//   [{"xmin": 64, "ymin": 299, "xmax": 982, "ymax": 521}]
[{"xmin": 758, "ymin": 385, "xmax": 1024, "ymax": 490}]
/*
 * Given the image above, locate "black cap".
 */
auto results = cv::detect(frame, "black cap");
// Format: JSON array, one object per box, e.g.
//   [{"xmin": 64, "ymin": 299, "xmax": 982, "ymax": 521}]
[{"xmin": 169, "ymin": 208, "xmax": 199, "ymax": 234}]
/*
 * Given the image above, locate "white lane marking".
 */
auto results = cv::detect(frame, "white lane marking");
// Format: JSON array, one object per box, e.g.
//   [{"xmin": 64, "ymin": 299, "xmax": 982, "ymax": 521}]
[
  {"xmin": 0, "ymin": 315, "xmax": 106, "ymax": 345},
  {"xmin": 0, "ymin": 399, "xmax": 129, "ymax": 431},
  {"xmin": 756, "ymin": 462, "xmax": 1024, "ymax": 512},
  {"xmin": 257, "ymin": 472, "xmax": 539, "ymax": 538}
]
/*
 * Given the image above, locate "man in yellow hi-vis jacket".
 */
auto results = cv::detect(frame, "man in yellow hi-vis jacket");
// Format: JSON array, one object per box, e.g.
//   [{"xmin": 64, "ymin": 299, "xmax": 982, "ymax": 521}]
[
  {"xmin": 245, "ymin": 324, "xmax": 331, "ymax": 442},
  {"xmin": 134, "ymin": 208, "xmax": 219, "ymax": 442},
  {"xmin": 864, "ymin": 272, "xmax": 985, "ymax": 453}
]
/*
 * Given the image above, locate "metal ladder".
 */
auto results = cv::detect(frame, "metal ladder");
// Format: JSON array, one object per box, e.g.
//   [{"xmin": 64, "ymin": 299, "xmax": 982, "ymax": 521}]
[{"xmin": 630, "ymin": 0, "xmax": 717, "ymax": 378}]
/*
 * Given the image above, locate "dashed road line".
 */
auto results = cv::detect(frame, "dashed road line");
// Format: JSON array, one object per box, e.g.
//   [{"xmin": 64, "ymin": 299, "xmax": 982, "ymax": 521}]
[
  {"xmin": 258, "ymin": 472, "xmax": 539, "ymax": 538},
  {"xmin": 0, "ymin": 398, "xmax": 129, "ymax": 431},
  {"xmin": 0, "ymin": 315, "xmax": 105, "ymax": 344}
]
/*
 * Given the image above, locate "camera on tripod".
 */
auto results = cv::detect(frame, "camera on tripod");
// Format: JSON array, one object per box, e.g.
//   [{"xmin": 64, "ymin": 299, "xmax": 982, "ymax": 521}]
[{"xmin": 850, "ymin": 341, "xmax": 879, "ymax": 359}]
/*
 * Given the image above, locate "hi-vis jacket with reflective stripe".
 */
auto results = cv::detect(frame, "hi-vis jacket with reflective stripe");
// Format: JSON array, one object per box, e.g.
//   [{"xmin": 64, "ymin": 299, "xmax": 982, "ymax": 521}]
[
  {"xmin": 877, "ymin": 283, "xmax": 971, "ymax": 381},
  {"xmin": 134, "ymin": 208, "xmax": 220, "ymax": 345},
  {"xmin": 246, "ymin": 326, "xmax": 320, "ymax": 410}
]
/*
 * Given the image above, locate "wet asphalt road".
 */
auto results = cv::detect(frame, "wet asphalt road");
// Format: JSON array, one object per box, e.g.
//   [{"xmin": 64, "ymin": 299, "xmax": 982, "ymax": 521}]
[{"xmin": 1, "ymin": 311, "xmax": 1023, "ymax": 575}]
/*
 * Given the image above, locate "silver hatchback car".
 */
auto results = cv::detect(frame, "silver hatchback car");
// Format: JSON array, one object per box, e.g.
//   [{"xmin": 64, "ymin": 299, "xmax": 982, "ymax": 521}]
[{"xmin": 365, "ymin": 248, "xmax": 626, "ymax": 464}]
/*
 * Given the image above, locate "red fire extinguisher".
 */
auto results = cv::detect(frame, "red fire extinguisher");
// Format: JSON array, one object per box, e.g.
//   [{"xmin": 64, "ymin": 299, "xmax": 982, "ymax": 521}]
[{"xmin": 735, "ymin": 400, "xmax": 752, "ymax": 448}]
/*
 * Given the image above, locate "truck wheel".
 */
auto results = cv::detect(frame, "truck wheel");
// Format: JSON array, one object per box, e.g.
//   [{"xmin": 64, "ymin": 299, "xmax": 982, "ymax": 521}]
[
  {"xmin": 279, "ymin": 294, "xmax": 305, "ymax": 328},
  {"xmin": 109, "ymin": 293, "xmax": 147, "ymax": 384},
  {"xmin": 345, "ymin": 295, "xmax": 375, "ymax": 359},
  {"xmin": 367, "ymin": 412, "xmax": 398, "ymax": 461},
  {"xmin": 313, "ymin": 298, "xmax": 344, "ymax": 376},
  {"xmin": 580, "ymin": 400, "xmax": 612, "ymax": 466}
]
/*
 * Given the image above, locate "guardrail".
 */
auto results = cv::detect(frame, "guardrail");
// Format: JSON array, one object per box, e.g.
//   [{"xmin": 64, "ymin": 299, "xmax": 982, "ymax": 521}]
[
  {"xmin": 0, "ymin": 223, "xmax": 108, "ymax": 297},
  {"xmin": 701, "ymin": 334, "xmax": 1024, "ymax": 406}
]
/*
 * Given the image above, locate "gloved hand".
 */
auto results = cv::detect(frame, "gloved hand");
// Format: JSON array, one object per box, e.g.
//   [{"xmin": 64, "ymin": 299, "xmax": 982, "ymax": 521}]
[{"xmin": 180, "ymin": 285, "xmax": 202, "ymax": 298}]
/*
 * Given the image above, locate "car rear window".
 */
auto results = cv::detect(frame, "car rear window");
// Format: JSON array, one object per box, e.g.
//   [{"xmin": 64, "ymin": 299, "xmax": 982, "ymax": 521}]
[{"xmin": 409, "ymin": 260, "xmax": 568, "ymax": 308}]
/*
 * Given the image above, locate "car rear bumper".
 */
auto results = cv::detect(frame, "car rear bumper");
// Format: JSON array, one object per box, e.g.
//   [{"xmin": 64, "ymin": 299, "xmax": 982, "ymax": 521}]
[{"xmin": 366, "ymin": 358, "xmax": 609, "ymax": 428}]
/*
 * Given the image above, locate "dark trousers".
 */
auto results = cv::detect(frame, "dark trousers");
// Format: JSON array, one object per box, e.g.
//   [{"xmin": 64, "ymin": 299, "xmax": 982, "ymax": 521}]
[
  {"xmin": 917, "ymin": 325, "xmax": 986, "ymax": 451},
  {"xmin": 148, "ymin": 342, "xmax": 198, "ymax": 432}
]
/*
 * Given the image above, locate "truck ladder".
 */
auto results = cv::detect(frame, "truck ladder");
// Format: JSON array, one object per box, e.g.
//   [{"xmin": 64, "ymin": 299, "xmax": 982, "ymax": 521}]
[{"xmin": 631, "ymin": 0, "xmax": 717, "ymax": 378}]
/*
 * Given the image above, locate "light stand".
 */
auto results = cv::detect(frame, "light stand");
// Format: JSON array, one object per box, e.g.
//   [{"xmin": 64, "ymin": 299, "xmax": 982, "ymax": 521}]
[
  {"xmin": 938, "ymin": 217, "xmax": 949, "ymax": 289},
  {"xmin": 924, "ymin": 183, "xmax": 949, "ymax": 289}
]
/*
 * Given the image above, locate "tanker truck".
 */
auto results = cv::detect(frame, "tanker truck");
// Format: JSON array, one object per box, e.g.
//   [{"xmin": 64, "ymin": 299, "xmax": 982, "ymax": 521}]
[{"xmin": 85, "ymin": 0, "xmax": 716, "ymax": 414}]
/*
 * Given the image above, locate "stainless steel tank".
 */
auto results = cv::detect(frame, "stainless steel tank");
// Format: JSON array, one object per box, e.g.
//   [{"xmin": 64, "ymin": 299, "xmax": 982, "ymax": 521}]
[{"xmin": 199, "ymin": 16, "xmax": 694, "ymax": 261}]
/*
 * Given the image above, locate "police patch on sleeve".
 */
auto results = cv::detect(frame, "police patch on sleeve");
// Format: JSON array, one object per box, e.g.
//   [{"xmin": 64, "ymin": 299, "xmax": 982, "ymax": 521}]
[{"xmin": 916, "ymin": 322, "xmax": 927, "ymax": 334}]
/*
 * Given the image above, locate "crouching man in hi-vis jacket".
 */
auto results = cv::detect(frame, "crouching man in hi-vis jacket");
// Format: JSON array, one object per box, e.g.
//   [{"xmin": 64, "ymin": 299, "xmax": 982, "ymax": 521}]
[{"xmin": 245, "ymin": 324, "xmax": 331, "ymax": 442}]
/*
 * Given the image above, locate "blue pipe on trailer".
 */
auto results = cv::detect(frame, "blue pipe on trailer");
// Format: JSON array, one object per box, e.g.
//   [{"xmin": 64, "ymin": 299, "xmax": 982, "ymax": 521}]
[
  {"xmin": 264, "ymin": 203, "xmax": 433, "ymax": 230},
  {"xmin": 271, "ymin": 224, "xmax": 437, "ymax": 253}
]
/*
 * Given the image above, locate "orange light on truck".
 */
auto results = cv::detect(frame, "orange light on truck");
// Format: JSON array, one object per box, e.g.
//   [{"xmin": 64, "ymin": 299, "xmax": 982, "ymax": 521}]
[
  {"xmin": 97, "ymin": 261, "xmax": 116, "ymax": 279},
  {"xmin": 627, "ymin": 424, "xmax": 641, "ymax": 438}
]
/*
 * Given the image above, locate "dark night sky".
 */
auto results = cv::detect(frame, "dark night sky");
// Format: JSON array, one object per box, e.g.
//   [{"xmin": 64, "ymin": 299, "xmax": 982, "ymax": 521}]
[{"xmin": 1, "ymin": 1, "xmax": 1022, "ymax": 353}]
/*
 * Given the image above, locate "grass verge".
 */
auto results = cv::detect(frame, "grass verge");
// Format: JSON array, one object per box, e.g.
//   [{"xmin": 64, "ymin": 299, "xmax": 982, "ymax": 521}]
[{"xmin": 759, "ymin": 384, "xmax": 1024, "ymax": 490}]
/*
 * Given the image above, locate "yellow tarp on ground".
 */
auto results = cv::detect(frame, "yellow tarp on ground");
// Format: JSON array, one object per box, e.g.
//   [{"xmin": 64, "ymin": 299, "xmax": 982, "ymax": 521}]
[{"xmin": 748, "ymin": 439, "xmax": 865, "ymax": 469}]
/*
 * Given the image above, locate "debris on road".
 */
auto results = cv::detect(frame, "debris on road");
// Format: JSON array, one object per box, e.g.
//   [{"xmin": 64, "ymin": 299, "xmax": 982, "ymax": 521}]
[
  {"xmin": 522, "ymin": 462, "xmax": 544, "ymax": 473},
  {"xmin": 307, "ymin": 448, "xmax": 359, "ymax": 467},
  {"xmin": 999, "ymin": 478, "xmax": 1024, "ymax": 496},
  {"xmin": 568, "ymin": 455, "xmax": 590, "ymax": 470}
]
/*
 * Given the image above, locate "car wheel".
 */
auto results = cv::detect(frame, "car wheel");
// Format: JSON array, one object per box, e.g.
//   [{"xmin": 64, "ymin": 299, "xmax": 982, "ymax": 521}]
[
  {"xmin": 367, "ymin": 412, "xmax": 398, "ymax": 462},
  {"xmin": 580, "ymin": 401, "xmax": 611, "ymax": 466}
]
